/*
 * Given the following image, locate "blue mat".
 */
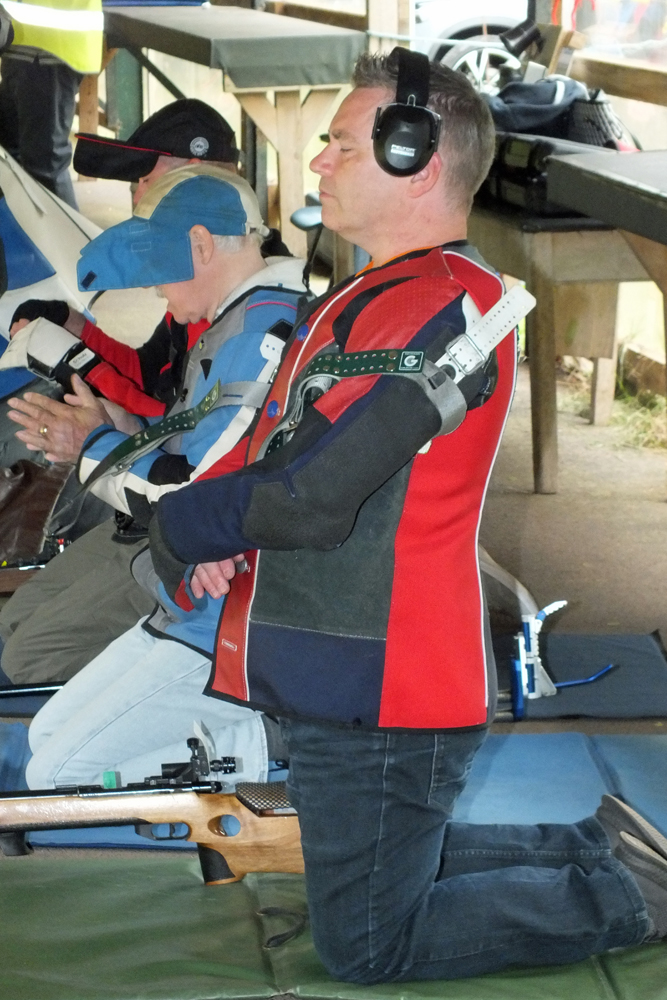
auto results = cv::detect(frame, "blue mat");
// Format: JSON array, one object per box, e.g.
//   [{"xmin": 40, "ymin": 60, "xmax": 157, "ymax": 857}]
[
  {"xmin": 494, "ymin": 633, "xmax": 667, "ymax": 718},
  {"xmin": 2, "ymin": 722, "xmax": 666, "ymax": 850}
]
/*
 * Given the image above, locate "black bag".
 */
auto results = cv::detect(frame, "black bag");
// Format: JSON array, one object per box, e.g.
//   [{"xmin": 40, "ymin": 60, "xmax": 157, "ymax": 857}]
[
  {"xmin": 0, "ymin": 460, "xmax": 72, "ymax": 566},
  {"xmin": 0, "ymin": 460, "xmax": 110, "ymax": 567},
  {"xmin": 485, "ymin": 78, "xmax": 636, "ymax": 150},
  {"xmin": 567, "ymin": 90, "xmax": 636, "ymax": 149}
]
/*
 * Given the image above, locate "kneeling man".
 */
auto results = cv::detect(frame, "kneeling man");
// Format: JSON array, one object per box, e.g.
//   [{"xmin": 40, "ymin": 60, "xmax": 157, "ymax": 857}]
[{"xmin": 15, "ymin": 165, "xmax": 304, "ymax": 788}]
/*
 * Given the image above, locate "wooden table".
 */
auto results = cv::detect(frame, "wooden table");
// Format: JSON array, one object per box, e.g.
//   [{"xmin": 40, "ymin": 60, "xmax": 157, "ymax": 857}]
[
  {"xmin": 468, "ymin": 204, "xmax": 650, "ymax": 494},
  {"xmin": 104, "ymin": 6, "xmax": 366, "ymax": 255},
  {"xmin": 548, "ymin": 150, "xmax": 667, "ymax": 397},
  {"xmin": 570, "ymin": 51, "xmax": 667, "ymax": 108}
]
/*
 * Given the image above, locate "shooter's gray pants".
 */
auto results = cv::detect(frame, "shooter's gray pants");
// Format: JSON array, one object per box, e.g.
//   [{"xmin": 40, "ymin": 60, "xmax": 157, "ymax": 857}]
[{"xmin": 0, "ymin": 519, "xmax": 154, "ymax": 683}]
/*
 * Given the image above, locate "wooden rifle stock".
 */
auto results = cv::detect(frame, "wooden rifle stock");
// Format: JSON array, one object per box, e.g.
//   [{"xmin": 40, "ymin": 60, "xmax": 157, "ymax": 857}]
[{"xmin": 0, "ymin": 783, "xmax": 304, "ymax": 885}]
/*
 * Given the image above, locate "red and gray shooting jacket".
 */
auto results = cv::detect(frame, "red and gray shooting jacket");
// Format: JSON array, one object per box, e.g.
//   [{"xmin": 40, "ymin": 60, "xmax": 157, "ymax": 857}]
[{"xmin": 152, "ymin": 242, "xmax": 517, "ymax": 732}]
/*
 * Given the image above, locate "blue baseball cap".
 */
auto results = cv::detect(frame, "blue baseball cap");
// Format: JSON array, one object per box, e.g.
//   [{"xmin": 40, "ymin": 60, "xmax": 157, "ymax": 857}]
[{"xmin": 77, "ymin": 165, "xmax": 269, "ymax": 291}]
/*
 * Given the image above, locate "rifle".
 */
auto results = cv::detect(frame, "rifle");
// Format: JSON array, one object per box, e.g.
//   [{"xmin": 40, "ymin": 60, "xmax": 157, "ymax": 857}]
[{"xmin": 0, "ymin": 739, "xmax": 303, "ymax": 885}]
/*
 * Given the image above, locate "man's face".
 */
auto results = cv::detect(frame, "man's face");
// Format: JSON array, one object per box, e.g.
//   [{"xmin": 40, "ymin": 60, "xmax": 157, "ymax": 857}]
[
  {"xmin": 133, "ymin": 156, "xmax": 177, "ymax": 206},
  {"xmin": 156, "ymin": 275, "xmax": 206, "ymax": 326},
  {"xmin": 310, "ymin": 87, "xmax": 400, "ymax": 250},
  {"xmin": 133, "ymin": 156, "xmax": 238, "ymax": 206}
]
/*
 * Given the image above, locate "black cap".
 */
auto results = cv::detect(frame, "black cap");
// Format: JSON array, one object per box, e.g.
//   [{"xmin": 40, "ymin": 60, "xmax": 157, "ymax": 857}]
[{"xmin": 73, "ymin": 98, "xmax": 240, "ymax": 182}]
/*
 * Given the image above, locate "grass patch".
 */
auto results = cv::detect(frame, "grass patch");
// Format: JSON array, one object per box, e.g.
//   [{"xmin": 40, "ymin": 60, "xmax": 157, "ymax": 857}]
[
  {"xmin": 610, "ymin": 390, "xmax": 667, "ymax": 450},
  {"xmin": 556, "ymin": 366, "xmax": 667, "ymax": 450}
]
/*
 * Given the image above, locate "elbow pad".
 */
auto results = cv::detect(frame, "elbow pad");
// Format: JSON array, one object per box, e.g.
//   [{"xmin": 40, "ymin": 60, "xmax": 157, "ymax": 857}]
[{"xmin": 0, "ymin": 317, "xmax": 101, "ymax": 393}]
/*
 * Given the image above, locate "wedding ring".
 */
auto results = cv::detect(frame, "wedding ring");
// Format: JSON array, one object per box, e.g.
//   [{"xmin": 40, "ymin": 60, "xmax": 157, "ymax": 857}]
[{"xmin": 39, "ymin": 425, "xmax": 48, "ymax": 437}]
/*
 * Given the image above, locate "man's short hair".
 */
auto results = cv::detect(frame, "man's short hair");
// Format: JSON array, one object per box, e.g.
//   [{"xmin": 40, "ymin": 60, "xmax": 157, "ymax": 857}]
[
  {"xmin": 200, "ymin": 232, "xmax": 264, "ymax": 254},
  {"xmin": 352, "ymin": 51, "xmax": 495, "ymax": 212}
]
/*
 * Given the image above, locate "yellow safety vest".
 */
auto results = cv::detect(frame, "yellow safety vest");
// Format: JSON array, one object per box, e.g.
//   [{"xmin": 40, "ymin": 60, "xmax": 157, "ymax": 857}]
[{"xmin": 3, "ymin": 0, "xmax": 103, "ymax": 73}]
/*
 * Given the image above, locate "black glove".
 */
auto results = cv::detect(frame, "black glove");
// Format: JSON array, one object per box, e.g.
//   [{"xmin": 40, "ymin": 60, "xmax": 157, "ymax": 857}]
[{"xmin": 11, "ymin": 299, "xmax": 70, "ymax": 330}]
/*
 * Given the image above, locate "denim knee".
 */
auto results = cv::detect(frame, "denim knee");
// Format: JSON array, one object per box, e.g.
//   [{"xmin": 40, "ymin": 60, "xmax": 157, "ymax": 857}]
[
  {"xmin": 314, "ymin": 939, "xmax": 381, "ymax": 985},
  {"xmin": 311, "ymin": 920, "xmax": 401, "ymax": 985}
]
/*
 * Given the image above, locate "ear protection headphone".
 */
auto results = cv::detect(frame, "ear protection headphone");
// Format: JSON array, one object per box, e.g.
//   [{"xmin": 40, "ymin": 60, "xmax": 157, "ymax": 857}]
[{"xmin": 372, "ymin": 47, "xmax": 442, "ymax": 177}]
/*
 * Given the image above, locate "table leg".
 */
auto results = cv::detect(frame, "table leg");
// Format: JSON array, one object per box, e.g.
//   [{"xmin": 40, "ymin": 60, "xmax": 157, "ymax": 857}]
[
  {"xmin": 526, "ymin": 235, "xmax": 558, "ymax": 494},
  {"xmin": 620, "ymin": 231, "xmax": 667, "ymax": 396},
  {"xmin": 237, "ymin": 88, "xmax": 339, "ymax": 258},
  {"xmin": 590, "ymin": 337, "xmax": 619, "ymax": 426}
]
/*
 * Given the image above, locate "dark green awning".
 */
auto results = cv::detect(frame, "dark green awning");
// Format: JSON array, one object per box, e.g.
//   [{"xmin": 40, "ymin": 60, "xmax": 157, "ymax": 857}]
[{"xmin": 105, "ymin": 6, "xmax": 366, "ymax": 88}]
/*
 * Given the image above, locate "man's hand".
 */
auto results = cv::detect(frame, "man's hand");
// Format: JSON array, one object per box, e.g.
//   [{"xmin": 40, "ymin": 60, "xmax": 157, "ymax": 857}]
[
  {"xmin": 7, "ymin": 374, "xmax": 111, "ymax": 463},
  {"xmin": 191, "ymin": 555, "xmax": 248, "ymax": 600},
  {"xmin": 9, "ymin": 299, "xmax": 86, "ymax": 339},
  {"xmin": 100, "ymin": 398, "xmax": 142, "ymax": 436}
]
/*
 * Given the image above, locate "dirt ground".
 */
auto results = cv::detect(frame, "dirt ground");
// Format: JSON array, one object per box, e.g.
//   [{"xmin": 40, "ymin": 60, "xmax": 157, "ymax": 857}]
[{"xmin": 481, "ymin": 364, "xmax": 667, "ymax": 642}]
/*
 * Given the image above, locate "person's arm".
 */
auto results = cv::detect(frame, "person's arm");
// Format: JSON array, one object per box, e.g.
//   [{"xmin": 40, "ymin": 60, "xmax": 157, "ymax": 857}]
[
  {"xmin": 79, "ymin": 316, "xmax": 146, "ymax": 386},
  {"xmin": 83, "ymin": 361, "xmax": 165, "ymax": 417},
  {"xmin": 10, "ymin": 301, "xmax": 169, "ymax": 416},
  {"xmin": 83, "ymin": 315, "xmax": 210, "ymax": 413},
  {"xmin": 7, "ymin": 375, "xmax": 123, "ymax": 463},
  {"xmin": 150, "ymin": 279, "xmax": 495, "ymax": 590}
]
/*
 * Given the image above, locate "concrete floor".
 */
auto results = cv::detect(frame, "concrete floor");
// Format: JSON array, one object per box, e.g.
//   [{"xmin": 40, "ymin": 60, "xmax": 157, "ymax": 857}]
[{"xmin": 481, "ymin": 365, "xmax": 667, "ymax": 643}]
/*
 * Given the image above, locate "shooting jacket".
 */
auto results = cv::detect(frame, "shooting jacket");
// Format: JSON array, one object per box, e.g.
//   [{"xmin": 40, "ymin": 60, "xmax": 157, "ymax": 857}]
[
  {"xmin": 153, "ymin": 243, "xmax": 517, "ymax": 731},
  {"xmin": 77, "ymin": 233, "xmax": 292, "ymax": 417},
  {"xmin": 78, "ymin": 312, "xmax": 209, "ymax": 417},
  {"xmin": 78, "ymin": 256, "xmax": 304, "ymax": 517}
]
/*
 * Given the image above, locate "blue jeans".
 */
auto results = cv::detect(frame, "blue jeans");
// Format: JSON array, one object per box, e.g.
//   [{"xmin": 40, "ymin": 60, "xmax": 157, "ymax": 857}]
[{"xmin": 282, "ymin": 720, "xmax": 648, "ymax": 983}]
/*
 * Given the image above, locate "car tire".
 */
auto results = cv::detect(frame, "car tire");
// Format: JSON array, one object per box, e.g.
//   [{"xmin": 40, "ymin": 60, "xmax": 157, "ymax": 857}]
[{"xmin": 441, "ymin": 35, "xmax": 522, "ymax": 95}]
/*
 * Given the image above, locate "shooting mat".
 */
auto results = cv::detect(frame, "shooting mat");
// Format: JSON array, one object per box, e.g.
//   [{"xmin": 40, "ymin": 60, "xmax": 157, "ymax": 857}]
[
  {"xmin": 493, "ymin": 633, "xmax": 667, "ymax": 718},
  {"xmin": 0, "ymin": 855, "xmax": 666, "ymax": 1000}
]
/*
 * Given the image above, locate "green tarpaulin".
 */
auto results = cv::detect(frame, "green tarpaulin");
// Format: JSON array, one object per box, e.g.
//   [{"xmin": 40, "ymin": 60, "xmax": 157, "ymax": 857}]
[
  {"xmin": 2, "ymin": 854, "xmax": 667, "ymax": 1000},
  {"xmin": 105, "ymin": 7, "xmax": 366, "ymax": 89}
]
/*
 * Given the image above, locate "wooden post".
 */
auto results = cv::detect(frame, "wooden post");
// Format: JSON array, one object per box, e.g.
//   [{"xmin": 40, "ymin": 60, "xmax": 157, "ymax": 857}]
[
  {"xmin": 105, "ymin": 48, "xmax": 143, "ymax": 141},
  {"xmin": 236, "ymin": 87, "xmax": 340, "ymax": 258},
  {"xmin": 367, "ymin": 0, "xmax": 410, "ymax": 52},
  {"xmin": 620, "ymin": 231, "xmax": 667, "ymax": 396},
  {"xmin": 591, "ymin": 340, "xmax": 619, "ymax": 426},
  {"xmin": 77, "ymin": 74, "xmax": 99, "ymax": 181},
  {"xmin": 526, "ymin": 232, "xmax": 559, "ymax": 494},
  {"xmin": 274, "ymin": 90, "xmax": 305, "ymax": 256}
]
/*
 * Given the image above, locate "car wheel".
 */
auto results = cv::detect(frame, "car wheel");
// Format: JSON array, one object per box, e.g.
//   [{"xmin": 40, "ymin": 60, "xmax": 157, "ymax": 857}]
[{"xmin": 441, "ymin": 35, "xmax": 522, "ymax": 95}]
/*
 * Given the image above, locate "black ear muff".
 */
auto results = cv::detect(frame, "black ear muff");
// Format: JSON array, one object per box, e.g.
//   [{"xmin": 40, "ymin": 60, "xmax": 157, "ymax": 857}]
[{"xmin": 372, "ymin": 48, "xmax": 441, "ymax": 177}]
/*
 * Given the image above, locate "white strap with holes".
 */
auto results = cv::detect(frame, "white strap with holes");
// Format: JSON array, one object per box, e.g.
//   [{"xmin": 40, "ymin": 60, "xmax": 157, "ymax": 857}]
[{"xmin": 436, "ymin": 284, "xmax": 536, "ymax": 383}]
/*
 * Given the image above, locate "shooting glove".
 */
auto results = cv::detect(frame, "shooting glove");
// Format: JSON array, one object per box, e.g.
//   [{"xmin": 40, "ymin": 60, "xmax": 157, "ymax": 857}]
[
  {"xmin": 0, "ymin": 317, "xmax": 101, "ymax": 393},
  {"xmin": 11, "ymin": 299, "xmax": 70, "ymax": 331}
]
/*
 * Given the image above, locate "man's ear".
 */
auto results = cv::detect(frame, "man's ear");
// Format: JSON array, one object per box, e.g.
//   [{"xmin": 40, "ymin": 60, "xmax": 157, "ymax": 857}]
[
  {"xmin": 189, "ymin": 225, "xmax": 215, "ymax": 266},
  {"xmin": 407, "ymin": 150, "xmax": 443, "ymax": 198}
]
